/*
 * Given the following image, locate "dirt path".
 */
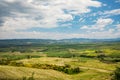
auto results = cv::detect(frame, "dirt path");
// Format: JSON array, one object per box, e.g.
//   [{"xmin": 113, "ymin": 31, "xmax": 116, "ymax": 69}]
[{"xmin": 79, "ymin": 66, "xmax": 112, "ymax": 73}]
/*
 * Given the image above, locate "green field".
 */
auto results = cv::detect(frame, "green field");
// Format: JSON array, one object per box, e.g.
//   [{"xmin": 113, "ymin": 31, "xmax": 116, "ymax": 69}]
[{"xmin": 0, "ymin": 42, "xmax": 120, "ymax": 80}]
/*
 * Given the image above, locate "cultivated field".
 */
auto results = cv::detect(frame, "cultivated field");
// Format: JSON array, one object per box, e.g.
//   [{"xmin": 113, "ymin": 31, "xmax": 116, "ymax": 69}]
[{"xmin": 0, "ymin": 41, "xmax": 120, "ymax": 80}]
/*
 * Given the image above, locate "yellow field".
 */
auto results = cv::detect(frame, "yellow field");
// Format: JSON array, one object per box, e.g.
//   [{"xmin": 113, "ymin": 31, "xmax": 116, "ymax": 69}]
[
  {"xmin": 0, "ymin": 65, "xmax": 111, "ymax": 80},
  {"xmin": 0, "ymin": 57, "xmax": 119, "ymax": 80},
  {"xmin": 0, "ymin": 65, "xmax": 70, "ymax": 80},
  {"xmin": 16, "ymin": 57, "xmax": 118, "ymax": 71}
]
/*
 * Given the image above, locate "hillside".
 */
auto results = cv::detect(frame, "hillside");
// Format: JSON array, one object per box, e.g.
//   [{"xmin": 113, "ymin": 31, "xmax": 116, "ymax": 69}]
[
  {"xmin": 0, "ymin": 64, "xmax": 111, "ymax": 80},
  {"xmin": 0, "ymin": 41, "xmax": 120, "ymax": 80},
  {"xmin": 0, "ymin": 65, "xmax": 70, "ymax": 80}
]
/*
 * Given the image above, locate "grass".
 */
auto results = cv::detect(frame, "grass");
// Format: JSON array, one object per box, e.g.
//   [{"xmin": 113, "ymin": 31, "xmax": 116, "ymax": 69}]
[
  {"xmin": 71, "ymin": 58, "xmax": 118, "ymax": 71},
  {"xmin": 0, "ymin": 65, "xmax": 70, "ymax": 80},
  {"xmin": 16, "ymin": 57, "xmax": 73, "ymax": 66},
  {"xmin": 0, "ymin": 42, "xmax": 120, "ymax": 80},
  {"xmin": 0, "ymin": 56, "xmax": 118, "ymax": 80},
  {"xmin": 0, "ymin": 65, "xmax": 112, "ymax": 80},
  {"xmin": 11, "ymin": 57, "xmax": 118, "ymax": 71},
  {"xmin": 70, "ymin": 69, "xmax": 111, "ymax": 80}
]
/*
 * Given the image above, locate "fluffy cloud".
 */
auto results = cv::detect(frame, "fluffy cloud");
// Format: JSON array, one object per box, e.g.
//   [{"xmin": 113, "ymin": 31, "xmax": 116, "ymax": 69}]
[
  {"xmin": 82, "ymin": 8, "xmax": 120, "ymax": 19},
  {"xmin": 0, "ymin": 30, "xmax": 119, "ymax": 39},
  {"xmin": 1, "ymin": 0, "xmax": 119, "ymax": 39},
  {"xmin": 116, "ymin": 24, "xmax": 120, "ymax": 31},
  {"xmin": 95, "ymin": 18, "xmax": 114, "ymax": 30},
  {"xmin": 80, "ymin": 26, "xmax": 89, "ymax": 29},
  {"xmin": 0, "ymin": 17, "xmax": 39, "ymax": 31},
  {"xmin": 0, "ymin": 0, "xmax": 102, "ymax": 30},
  {"xmin": 104, "ymin": 9, "xmax": 120, "ymax": 16},
  {"xmin": 81, "ymin": 18, "xmax": 114, "ymax": 30}
]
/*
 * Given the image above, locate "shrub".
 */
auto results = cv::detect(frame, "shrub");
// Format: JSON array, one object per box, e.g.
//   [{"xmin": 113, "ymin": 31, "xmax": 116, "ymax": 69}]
[
  {"xmin": 111, "ymin": 67, "xmax": 120, "ymax": 80},
  {"xmin": 10, "ymin": 61, "xmax": 24, "ymax": 67},
  {"xmin": 0, "ymin": 58, "xmax": 11, "ymax": 65},
  {"xmin": 9, "ymin": 61, "xmax": 81, "ymax": 74}
]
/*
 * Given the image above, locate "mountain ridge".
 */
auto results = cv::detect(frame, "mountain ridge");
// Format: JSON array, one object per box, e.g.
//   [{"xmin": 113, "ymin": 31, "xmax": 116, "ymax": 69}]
[{"xmin": 0, "ymin": 38, "xmax": 120, "ymax": 46}]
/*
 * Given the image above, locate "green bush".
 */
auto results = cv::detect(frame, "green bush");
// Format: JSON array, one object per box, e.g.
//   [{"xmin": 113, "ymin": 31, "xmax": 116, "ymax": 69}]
[
  {"xmin": 13, "ymin": 62, "xmax": 81, "ymax": 74},
  {"xmin": 10, "ymin": 61, "xmax": 24, "ymax": 67},
  {"xmin": 0, "ymin": 58, "xmax": 11, "ymax": 65},
  {"xmin": 111, "ymin": 67, "xmax": 120, "ymax": 80}
]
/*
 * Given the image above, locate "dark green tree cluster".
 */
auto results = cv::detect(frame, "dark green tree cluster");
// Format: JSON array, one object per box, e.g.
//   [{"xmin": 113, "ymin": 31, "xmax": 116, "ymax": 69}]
[
  {"xmin": 111, "ymin": 67, "xmax": 120, "ymax": 80},
  {"xmin": 32, "ymin": 63, "xmax": 80, "ymax": 74},
  {"xmin": 0, "ymin": 58, "xmax": 11, "ymax": 65},
  {"xmin": 10, "ymin": 62, "xmax": 81, "ymax": 74}
]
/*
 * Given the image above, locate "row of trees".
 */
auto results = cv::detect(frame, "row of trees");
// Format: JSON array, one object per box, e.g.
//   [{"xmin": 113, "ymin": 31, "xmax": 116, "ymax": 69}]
[{"xmin": 10, "ymin": 61, "xmax": 80, "ymax": 74}]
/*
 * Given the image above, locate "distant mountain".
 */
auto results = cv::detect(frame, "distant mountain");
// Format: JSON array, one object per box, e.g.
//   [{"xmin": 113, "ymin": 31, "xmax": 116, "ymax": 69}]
[
  {"xmin": 59, "ymin": 38, "xmax": 120, "ymax": 43},
  {"xmin": 0, "ymin": 39, "xmax": 55, "ymax": 47},
  {"xmin": 0, "ymin": 38, "xmax": 120, "ymax": 47}
]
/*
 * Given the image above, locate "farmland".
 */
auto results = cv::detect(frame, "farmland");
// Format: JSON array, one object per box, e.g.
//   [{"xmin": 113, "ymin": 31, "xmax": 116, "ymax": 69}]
[{"xmin": 0, "ymin": 39, "xmax": 120, "ymax": 80}]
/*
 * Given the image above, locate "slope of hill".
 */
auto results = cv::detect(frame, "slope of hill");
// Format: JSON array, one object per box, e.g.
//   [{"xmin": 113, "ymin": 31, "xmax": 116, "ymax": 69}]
[
  {"xmin": 0, "ymin": 65, "xmax": 111, "ymax": 80},
  {"xmin": 0, "ymin": 65, "xmax": 70, "ymax": 80}
]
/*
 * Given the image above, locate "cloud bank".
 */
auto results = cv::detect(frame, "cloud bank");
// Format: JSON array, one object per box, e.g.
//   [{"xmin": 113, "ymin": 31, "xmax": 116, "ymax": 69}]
[{"xmin": 0, "ymin": 0, "xmax": 120, "ymax": 39}]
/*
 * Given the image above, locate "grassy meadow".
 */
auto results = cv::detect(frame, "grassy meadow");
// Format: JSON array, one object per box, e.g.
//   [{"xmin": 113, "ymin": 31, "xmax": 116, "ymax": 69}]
[{"xmin": 0, "ymin": 42, "xmax": 120, "ymax": 80}]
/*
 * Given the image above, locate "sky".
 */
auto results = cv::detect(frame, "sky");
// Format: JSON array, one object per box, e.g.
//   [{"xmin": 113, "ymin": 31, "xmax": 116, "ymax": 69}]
[{"xmin": 0, "ymin": 0, "xmax": 120, "ymax": 39}]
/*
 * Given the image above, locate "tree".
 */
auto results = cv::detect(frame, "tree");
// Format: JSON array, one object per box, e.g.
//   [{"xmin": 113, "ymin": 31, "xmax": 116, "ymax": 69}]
[{"xmin": 111, "ymin": 67, "xmax": 120, "ymax": 80}]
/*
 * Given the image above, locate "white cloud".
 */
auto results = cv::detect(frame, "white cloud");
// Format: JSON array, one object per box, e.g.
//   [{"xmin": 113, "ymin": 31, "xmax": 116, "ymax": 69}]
[
  {"xmin": 116, "ymin": 24, "xmax": 120, "ymax": 31},
  {"xmin": 95, "ymin": 18, "xmax": 114, "ymax": 30},
  {"xmin": 108, "ymin": 29, "xmax": 115, "ymax": 33},
  {"xmin": 1, "ymin": 17, "xmax": 39, "ymax": 31},
  {"xmin": 2, "ymin": 0, "xmax": 119, "ymax": 39},
  {"xmin": 79, "ymin": 18, "xmax": 85, "ymax": 22},
  {"xmin": 0, "ymin": 30, "xmax": 119, "ymax": 39},
  {"xmin": 4, "ymin": 0, "xmax": 16, "ymax": 2},
  {"xmin": 80, "ymin": 26, "xmax": 89, "ymax": 29},
  {"xmin": 89, "ymin": 31, "xmax": 119, "ymax": 39},
  {"xmin": 84, "ymin": 9, "xmax": 120, "ymax": 19},
  {"xmin": 104, "ymin": 9, "xmax": 120, "ymax": 16},
  {"xmin": 0, "ymin": 0, "xmax": 102, "ymax": 30},
  {"xmin": 81, "ymin": 18, "xmax": 114, "ymax": 30}
]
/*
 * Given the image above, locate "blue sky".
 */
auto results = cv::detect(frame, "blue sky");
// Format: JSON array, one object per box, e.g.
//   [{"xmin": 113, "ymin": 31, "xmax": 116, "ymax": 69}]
[{"xmin": 0, "ymin": 0, "xmax": 120, "ymax": 39}]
